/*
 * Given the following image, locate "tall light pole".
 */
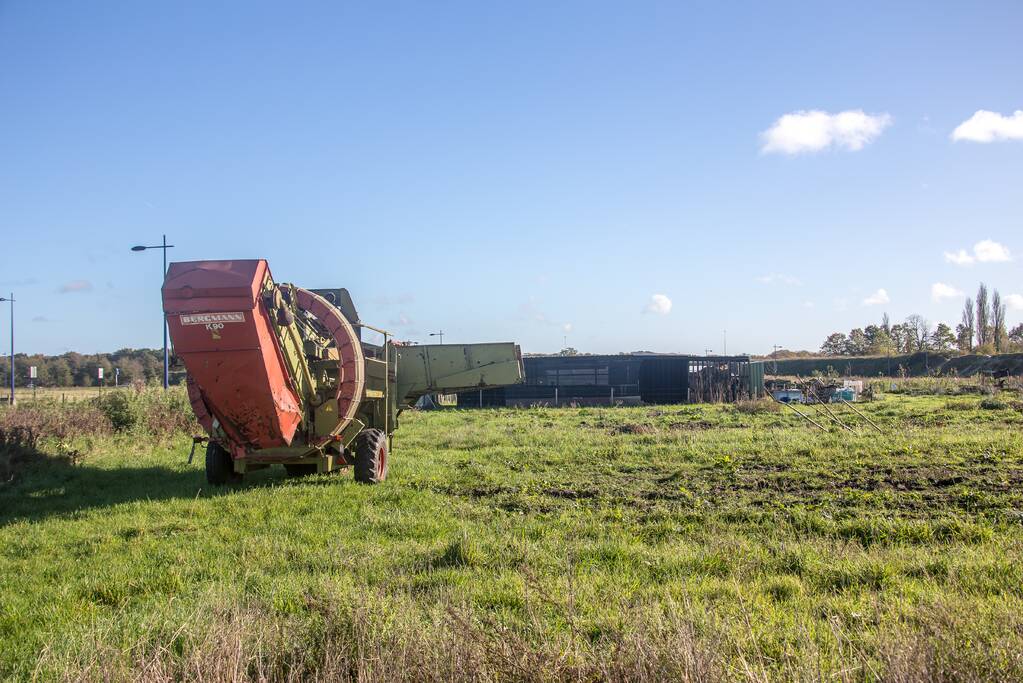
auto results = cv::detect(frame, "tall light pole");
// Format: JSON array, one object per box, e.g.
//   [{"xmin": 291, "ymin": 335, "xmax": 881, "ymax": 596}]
[
  {"xmin": 131, "ymin": 235, "xmax": 175, "ymax": 389},
  {"xmin": 429, "ymin": 330, "xmax": 445, "ymax": 345},
  {"xmin": 0, "ymin": 294, "xmax": 13, "ymax": 405}
]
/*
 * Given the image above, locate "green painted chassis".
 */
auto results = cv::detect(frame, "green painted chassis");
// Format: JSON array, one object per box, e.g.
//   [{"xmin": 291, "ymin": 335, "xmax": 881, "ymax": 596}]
[{"xmin": 225, "ymin": 282, "xmax": 521, "ymax": 474}]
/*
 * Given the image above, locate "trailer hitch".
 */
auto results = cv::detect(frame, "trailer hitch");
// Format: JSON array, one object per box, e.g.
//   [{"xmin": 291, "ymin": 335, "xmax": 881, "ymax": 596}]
[{"xmin": 188, "ymin": 435, "xmax": 209, "ymax": 464}]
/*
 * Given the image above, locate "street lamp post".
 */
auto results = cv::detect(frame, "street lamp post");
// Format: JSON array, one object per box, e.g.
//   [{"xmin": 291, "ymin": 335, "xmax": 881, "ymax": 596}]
[
  {"xmin": 131, "ymin": 235, "xmax": 175, "ymax": 389},
  {"xmin": 0, "ymin": 294, "xmax": 13, "ymax": 405},
  {"xmin": 429, "ymin": 330, "xmax": 445, "ymax": 345}
]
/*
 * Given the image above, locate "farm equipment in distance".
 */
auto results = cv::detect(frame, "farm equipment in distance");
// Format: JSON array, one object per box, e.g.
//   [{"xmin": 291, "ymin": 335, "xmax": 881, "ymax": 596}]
[{"xmin": 162, "ymin": 259, "xmax": 523, "ymax": 485}]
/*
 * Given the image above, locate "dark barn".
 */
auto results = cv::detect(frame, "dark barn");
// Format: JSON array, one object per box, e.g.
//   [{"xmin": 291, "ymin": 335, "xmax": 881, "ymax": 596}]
[{"xmin": 458, "ymin": 354, "xmax": 765, "ymax": 407}]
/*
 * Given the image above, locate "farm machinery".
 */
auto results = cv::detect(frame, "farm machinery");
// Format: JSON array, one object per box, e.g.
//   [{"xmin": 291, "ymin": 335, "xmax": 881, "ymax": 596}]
[{"xmin": 161, "ymin": 259, "xmax": 522, "ymax": 485}]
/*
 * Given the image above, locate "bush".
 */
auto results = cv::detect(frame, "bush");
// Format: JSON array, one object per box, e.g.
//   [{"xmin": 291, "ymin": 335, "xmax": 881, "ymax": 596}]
[
  {"xmin": 94, "ymin": 386, "xmax": 198, "ymax": 436},
  {"xmin": 979, "ymin": 398, "xmax": 1008, "ymax": 410},
  {"xmin": 0, "ymin": 385, "xmax": 197, "ymax": 447},
  {"xmin": 0, "ymin": 403, "xmax": 112, "ymax": 440},
  {"xmin": 95, "ymin": 390, "xmax": 146, "ymax": 431},
  {"xmin": 0, "ymin": 406, "xmax": 101, "ymax": 482}
]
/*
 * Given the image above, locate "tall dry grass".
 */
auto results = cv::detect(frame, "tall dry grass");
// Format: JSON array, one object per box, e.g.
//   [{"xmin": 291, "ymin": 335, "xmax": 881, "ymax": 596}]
[
  {"xmin": 0, "ymin": 384, "xmax": 196, "ymax": 483},
  {"xmin": 45, "ymin": 587, "xmax": 1023, "ymax": 683}
]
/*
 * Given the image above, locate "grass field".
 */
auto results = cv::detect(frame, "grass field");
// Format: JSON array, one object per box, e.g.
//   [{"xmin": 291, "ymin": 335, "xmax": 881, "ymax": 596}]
[
  {"xmin": 1, "ymin": 385, "xmax": 132, "ymax": 404},
  {"xmin": 2, "ymin": 392, "xmax": 1023, "ymax": 680}
]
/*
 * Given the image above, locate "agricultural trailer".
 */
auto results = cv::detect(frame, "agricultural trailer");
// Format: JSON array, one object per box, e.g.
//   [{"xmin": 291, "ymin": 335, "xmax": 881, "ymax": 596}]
[{"xmin": 162, "ymin": 259, "xmax": 523, "ymax": 484}]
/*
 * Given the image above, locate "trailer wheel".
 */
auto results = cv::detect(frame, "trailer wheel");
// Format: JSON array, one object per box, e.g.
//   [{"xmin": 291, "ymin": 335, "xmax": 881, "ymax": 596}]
[
  {"xmin": 205, "ymin": 442, "xmax": 237, "ymax": 486},
  {"xmin": 353, "ymin": 429, "xmax": 388, "ymax": 484}
]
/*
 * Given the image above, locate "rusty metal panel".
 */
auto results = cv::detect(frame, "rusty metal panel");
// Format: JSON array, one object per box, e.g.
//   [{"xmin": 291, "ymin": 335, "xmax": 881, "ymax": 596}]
[{"xmin": 163, "ymin": 260, "xmax": 303, "ymax": 451}]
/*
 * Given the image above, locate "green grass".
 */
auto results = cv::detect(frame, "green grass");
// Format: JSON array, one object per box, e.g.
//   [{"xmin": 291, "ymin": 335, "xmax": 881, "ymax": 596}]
[{"xmin": 2, "ymin": 394, "xmax": 1023, "ymax": 680}]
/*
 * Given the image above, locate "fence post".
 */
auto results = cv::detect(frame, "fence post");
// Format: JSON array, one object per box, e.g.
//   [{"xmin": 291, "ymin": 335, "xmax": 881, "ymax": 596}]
[{"xmin": 554, "ymin": 387, "xmax": 558, "ymax": 407}]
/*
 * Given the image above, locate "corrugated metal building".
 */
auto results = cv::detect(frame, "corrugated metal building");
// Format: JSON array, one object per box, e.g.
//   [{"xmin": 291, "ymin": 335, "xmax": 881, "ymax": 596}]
[{"xmin": 458, "ymin": 354, "xmax": 765, "ymax": 407}]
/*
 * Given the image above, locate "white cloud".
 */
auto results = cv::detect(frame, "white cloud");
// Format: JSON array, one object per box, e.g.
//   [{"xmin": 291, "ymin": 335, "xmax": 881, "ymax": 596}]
[
  {"xmin": 761, "ymin": 109, "xmax": 892, "ymax": 155},
  {"xmin": 644, "ymin": 294, "xmax": 672, "ymax": 315},
  {"xmin": 945, "ymin": 239, "xmax": 1012, "ymax": 266},
  {"xmin": 562, "ymin": 323, "xmax": 573, "ymax": 333},
  {"xmin": 931, "ymin": 282, "xmax": 965, "ymax": 302},
  {"xmin": 973, "ymin": 239, "xmax": 1012, "ymax": 263},
  {"xmin": 944, "ymin": 249, "xmax": 975, "ymax": 266},
  {"xmin": 1006, "ymin": 294, "xmax": 1023, "ymax": 311},
  {"xmin": 862, "ymin": 288, "xmax": 890, "ymax": 306},
  {"xmin": 757, "ymin": 273, "xmax": 802, "ymax": 286},
  {"xmin": 951, "ymin": 110, "xmax": 1023, "ymax": 143}
]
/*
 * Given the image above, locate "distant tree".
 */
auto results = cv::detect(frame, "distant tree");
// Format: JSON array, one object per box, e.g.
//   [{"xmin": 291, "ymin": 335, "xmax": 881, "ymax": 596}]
[
  {"xmin": 820, "ymin": 333, "xmax": 848, "ymax": 356},
  {"xmin": 904, "ymin": 315, "xmax": 930, "ymax": 352},
  {"xmin": 976, "ymin": 284, "xmax": 990, "ymax": 347},
  {"xmin": 992, "ymin": 290, "xmax": 1007, "ymax": 352},
  {"xmin": 116, "ymin": 357, "xmax": 146, "ymax": 384},
  {"xmin": 956, "ymin": 324, "xmax": 974, "ymax": 354},
  {"xmin": 881, "ymin": 312, "xmax": 891, "ymax": 335},
  {"xmin": 0, "ymin": 348, "xmax": 171, "ymax": 387},
  {"xmin": 960, "ymin": 298, "xmax": 974, "ymax": 352},
  {"xmin": 846, "ymin": 328, "xmax": 869, "ymax": 355},
  {"xmin": 868, "ymin": 329, "xmax": 893, "ymax": 356},
  {"xmin": 1009, "ymin": 323, "xmax": 1023, "ymax": 349},
  {"xmin": 890, "ymin": 324, "xmax": 908, "ymax": 354},
  {"xmin": 863, "ymin": 324, "xmax": 890, "ymax": 355},
  {"xmin": 46, "ymin": 358, "xmax": 73, "ymax": 386},
  {"xmin": 863, "ymin": 324, "xmax": 880, "ymax": 345},
  {"xmin": 931, "ymin": 323, "xmax": 956, "ymax": 352}
]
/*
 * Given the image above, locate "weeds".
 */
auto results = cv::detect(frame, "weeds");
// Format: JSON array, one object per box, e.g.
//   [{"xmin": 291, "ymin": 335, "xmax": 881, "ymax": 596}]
[
  {"xmin": 733, "ymin": 398, "xmax": 780, "ymax": 414},
  {"xmin": 979, "ymin": 397, "xmax": 1008, "ymax": 410},
  {"xmin": 93, "ymin": 384, "xmax": 197, "ymax": 435}
]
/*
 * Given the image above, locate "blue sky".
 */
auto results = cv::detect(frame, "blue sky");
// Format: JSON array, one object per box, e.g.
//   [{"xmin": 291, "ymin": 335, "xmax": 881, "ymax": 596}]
[{"xmin": 1, "ymin": 1, "xmax": 1021, "ymax": 356}]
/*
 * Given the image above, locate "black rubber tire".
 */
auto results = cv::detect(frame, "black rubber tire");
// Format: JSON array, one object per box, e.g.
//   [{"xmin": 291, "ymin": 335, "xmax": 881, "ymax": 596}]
[
  {"xmin": 284, "ymin": 463, "xmax": 318, "ymax": 478},
  {"xmin": 353, "ymin": 429, "xmax": 389, "ymax": 484},
  {"xmin": 205, "ymin": 441, "xmax": 235, "ymax": 486}
]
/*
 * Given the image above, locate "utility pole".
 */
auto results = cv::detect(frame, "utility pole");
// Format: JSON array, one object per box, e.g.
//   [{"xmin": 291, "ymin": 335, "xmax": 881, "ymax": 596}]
[
  {"xmin": 429, "ymin": 330, "xmax": 445, "ymax": 345},
  {"xmin": 0, "ymin": 294, "xmax": 13, "ymax": 404},
  {"xmin": 723, "ymin": 330, "xmax": 727, "ymax": 355},
  {"xmin": 131, "ymin": 235, "xmax": 175, "ymax": 389},
  {"xmin": 772, "ymin": 344, "xmax": 782, "ymax": 375}
]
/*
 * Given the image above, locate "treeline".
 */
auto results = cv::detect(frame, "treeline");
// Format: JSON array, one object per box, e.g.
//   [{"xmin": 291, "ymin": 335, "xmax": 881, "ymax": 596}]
[
  {"xmin": 0, "ymin": 348, "xmax": 181, "ymax": 387},
  {"xmin": 819, "ymin": 283, "xmax": 1022, "ymax": 357}
]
